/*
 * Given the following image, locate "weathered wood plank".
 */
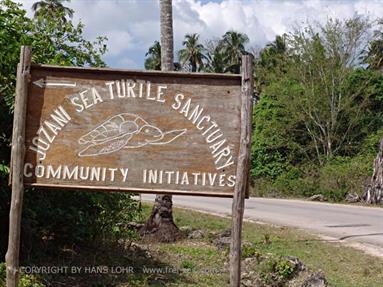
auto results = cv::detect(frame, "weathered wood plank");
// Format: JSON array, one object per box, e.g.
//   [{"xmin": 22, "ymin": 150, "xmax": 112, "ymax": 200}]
[
  {"xmin": 6, "ymin": 46, "xmax": 32, "ymax": 287},
  {"xmin": 24, "ymin": 183, "xmax": 234, "ymax": 197},
  {"xmin": 23, "ymin": 66, "xmax": 243, "ymax": 196},
  {"xmin": 229, "ymin": 55, "xmax": 254, "ymax": 287},
  {"xmin": 32, "ymin": 64, "xmax": 242, "ymax": 80}
]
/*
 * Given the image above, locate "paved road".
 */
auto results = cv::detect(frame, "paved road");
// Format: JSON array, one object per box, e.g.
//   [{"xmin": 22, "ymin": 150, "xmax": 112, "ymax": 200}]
[{"xmin": 140, "ymin": 194, "xmax": 383, "ymax": 257}]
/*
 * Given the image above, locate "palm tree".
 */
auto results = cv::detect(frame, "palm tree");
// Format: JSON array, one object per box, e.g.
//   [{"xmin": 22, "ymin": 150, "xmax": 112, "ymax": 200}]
[
  {"xmin": 141, "ymin": 0, "xmax": 181, "ymax": 243},
  {"xmin": 160, "ymin": 0, "xmax": 174, "ymax": 71},
  {"xmin": 144, "ymin": 41, "xmax": 161, "ymax": 70},
  {"xmin": 259, "ymin": 35, "xmax": 288, "ymax": 69},
  {"xmin": 220, "ymin": 31, "xmax": 249, "ymax": 73},
  {"xmin": 178, "ymin": 33, "xmax": 206, "ymax": 72},
  {"xmin": 32, "ymin": 0, "xmax": 73, "ymax": 22}
]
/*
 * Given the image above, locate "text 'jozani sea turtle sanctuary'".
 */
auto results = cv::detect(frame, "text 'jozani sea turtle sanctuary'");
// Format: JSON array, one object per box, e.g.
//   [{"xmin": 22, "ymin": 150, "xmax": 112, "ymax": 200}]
[{"xmin": 24, "ymin": 79, "xmax": 238, "ymax": 190}]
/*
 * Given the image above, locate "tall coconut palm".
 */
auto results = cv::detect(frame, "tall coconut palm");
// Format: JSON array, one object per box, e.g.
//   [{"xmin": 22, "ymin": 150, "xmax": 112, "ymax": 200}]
[
  {"xmin": 144, "ymin": 41, "xmax": 162, "ymax": 70},
  {"xmin": 178, "ymin": 33, "xmax": 206, "ymax": 72},
  {"xmin": 259, "ymin": 34, "xmax": 288, "ymax": 69},
  {"xmin": 220, "ymin": 31, "xmax": 249, "ymax": 73},
  {"xmin": 160, "ymin": 0, "xmax": 174, "ymax": 71},
  {"xmin": 141, "ymin": 0, "xmax": 181, "ymax": 243},
  {"xmin": 32, "ymin": 0, "xmax": 73, "ymax": 22}
]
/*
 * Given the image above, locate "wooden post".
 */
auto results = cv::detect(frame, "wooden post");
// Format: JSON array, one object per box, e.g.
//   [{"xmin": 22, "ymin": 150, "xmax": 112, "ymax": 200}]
[
  {"xmin": 229, "ymin": 54, "xmax": 254, "ymax": 287},
  {"xmin": 6, "ymin": 46, "xmax": 32, "ymax": 287}
]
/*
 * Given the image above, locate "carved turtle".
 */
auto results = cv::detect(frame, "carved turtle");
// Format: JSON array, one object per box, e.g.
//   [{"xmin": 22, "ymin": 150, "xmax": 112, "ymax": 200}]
[{"xmin": 78, "ymin": 113, "xmax": 186, "ymax": 157}]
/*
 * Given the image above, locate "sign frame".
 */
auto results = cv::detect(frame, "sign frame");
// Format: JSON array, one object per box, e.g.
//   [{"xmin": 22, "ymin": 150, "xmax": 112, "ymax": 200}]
[{"xmin": 22, "ymin": 62, "xmax": 244, "ymax": 197}]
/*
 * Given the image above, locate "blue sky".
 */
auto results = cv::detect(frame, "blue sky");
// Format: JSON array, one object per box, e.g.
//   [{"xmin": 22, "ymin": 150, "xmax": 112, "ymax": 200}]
[{"xmin": 18, "ymin": 0, "xmax": 383, "ymax": 69}]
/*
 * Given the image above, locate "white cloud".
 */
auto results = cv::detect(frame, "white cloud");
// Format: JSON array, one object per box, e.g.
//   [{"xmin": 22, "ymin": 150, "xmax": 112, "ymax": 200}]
[{"xmin": 16, "ymin": 0, "xmax": 383, "ymax": 68}]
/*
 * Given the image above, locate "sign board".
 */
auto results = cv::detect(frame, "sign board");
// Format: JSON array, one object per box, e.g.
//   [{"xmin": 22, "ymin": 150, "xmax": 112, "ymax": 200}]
[{"xmin": 23, "ymin": 65, "xmax": 243, "ymax": 197}]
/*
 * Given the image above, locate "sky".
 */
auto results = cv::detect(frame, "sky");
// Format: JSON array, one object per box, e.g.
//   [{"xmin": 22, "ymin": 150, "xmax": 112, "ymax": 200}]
[{"xmin": 18, "ymin": 0, "xmax": 383, "ymax": 69}]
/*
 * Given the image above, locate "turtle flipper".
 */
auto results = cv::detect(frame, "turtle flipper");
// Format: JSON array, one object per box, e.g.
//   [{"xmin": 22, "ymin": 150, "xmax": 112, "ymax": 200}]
[
  {"xmin": 78, "ymin": 133, "xmax": 132, "ymax": 157},
  {"xmin": 150, "ymin": 129, "xmax": 186, "ymax": 145}
]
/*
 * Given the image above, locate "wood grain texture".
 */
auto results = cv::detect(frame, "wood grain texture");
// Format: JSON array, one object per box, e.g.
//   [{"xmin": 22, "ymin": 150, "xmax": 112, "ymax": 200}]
[
  {"xmin": 6, "ymin": 46, "xmax": 32, "ymax": 287},
  {"xmin": 23, "ymin": 65, "xmax": 242, "ymax": 196},
  {"xmin": 229, "ymin": 55, "xmax": 254, "ymax": 287}
]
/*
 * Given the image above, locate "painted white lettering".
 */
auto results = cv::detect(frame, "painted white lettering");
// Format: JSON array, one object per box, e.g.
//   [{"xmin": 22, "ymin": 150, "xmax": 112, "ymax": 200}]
[
  {"xmin": 63, "ymin": 165, "xmax": 78, "ymax": 180},
  {"xmin": 188, "ymin": 105, "xmax": 203, "ymax": 124},
  {"xmin": 180, "ymin": 172, "xmax": 189, "ymax": 185},
  {"xmin": 208, "ymin": 173, "xmax": 217, "ymax": 185},
  {"xmin": 227, "ymin": 175, "xmax": 236, "ymax": 187},
  {"xmin": 146, "ymin": 82, "xmax": 155, "ymax": 100},
  {"xmin": 109, "ymin": 168, "xmax": 117, "ymax": 182},
  {"xmin": 127, "ymin": 81, "xmax": 136, "ymax": 98},
  {"xmin": 51, "ymin": 106, "xmax": 71, "ymax": 126},
  {"xmin": 90, "ymin": 167, "xmax": 101, "ymax": 181},
  {"xmin": 92, "ymin": 87, "xmax": 103, "ymax": 104},
  {"xmin": 105, "ymin": 81, "xmax": 115, "ymax": 99},
  {"xmin": 156, "ymin": 85, "xmax": 167, "ymax": 103},
  {"xmin": 46, "ymin": 165, "xmax": 61, "ymax": 179},
  {"xmin": 35, "ymin": 165, "xmax": 45, "ymax": 178},
  {"xmin": 120, "ymin": 168, "xmax": 129, "ymax": 182},
  {"xmin": 70, "ymin": 96, "xmax": 84, "ymax": 112},
  {"xmin": 219, "ymin": 174, "xmax": 226, "ymax": 187},
  {"xmin": 148, "ymin": 169, "xmax": 157, "ymax": 183},
  {"xmin": 171, "ymin": 93, "xmax": 184, "ymax": 110},
  {"xmin": 180, "ymin": 98, "xmax": 191, "ymax": 117},
  {"xmin": 24, "ymin": 163, "xmax": 33, "ymax": 177}
]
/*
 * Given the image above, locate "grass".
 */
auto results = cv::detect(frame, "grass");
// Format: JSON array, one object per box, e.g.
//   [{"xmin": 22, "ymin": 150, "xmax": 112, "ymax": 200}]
[
  {"xmin": 142, "ymin": 204, "xmax": 383, "ymax": 287},
  {"xmin": 9, "ymin": 204, "xmax": 383, "ymax": 286}
]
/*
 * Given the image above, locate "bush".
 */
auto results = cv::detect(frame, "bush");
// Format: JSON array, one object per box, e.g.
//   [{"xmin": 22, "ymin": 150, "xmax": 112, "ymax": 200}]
[
  {"xmin": 317, "ymin": 156, "xmax": 372, "ymax": 201},
  {"xmin": 0, "ymin": 262, "xmax": 45, "ymax": 287},
  {"xmin": 255, "ymin": 255, "xmax": 295, "ymax": 286},
  {"xmin": 252, "ymin": 153, "xmax": 374, "ymax": 202},
  {"xmin": 20, "ymin": 189, "xmax": 141, "ymax": 257}
]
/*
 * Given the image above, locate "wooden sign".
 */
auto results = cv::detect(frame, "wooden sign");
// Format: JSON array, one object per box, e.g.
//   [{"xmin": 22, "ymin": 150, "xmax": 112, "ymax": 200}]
[
  {"xmin": 22, "ymin": 64, "xmax": 243, "ymax": 197},
  {"xmin": 6, "ymin": 47, "xmax": 253, "ymax": 287}
]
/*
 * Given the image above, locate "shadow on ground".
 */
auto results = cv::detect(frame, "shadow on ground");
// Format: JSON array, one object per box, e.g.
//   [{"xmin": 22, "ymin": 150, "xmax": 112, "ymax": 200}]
[{"xmin": 21, "ymin": 240, "xmax": 193, "ymax": 287}]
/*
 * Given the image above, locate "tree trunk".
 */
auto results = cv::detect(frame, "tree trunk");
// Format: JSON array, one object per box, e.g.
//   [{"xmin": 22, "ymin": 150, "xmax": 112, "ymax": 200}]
[
  {"xmin": 160, "ymin": 0, "xmax": 174, "ymax": 71},
  {"xmin": 363, "ymin": 138, "xmax": 383, "ymax": 204},
  {"xmin": 140, "ymin": 0, "xmax": 182, "ymax": 242},
  {"xmin": 140, "ymin": 194, "xmax": 181, "ymax": 242}
]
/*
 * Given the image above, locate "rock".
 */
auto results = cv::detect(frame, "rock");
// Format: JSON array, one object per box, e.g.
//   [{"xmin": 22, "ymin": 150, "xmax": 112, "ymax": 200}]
[
  {"xmin": 219, "ymin": 229, "xmax": 231, "ymax": 238},
  {"xmin": 301, "ymin": 272, "xmax": 327, "ymax": 287},
  {"xmin": 179, "ymin": 226, "xmax": 193, "ymax": 234},
  {"xmin": 345, "ymin": 193, "xmax": 360, "ymax": 203},
  {"xmin": 309, "ymin": 194, "xmax": 325, "ymax": 202},
  {"xmin": 187, "ymin": 229, "xmax": 206, "ymax": 239},
  {"xmin": 214, "ymin": 229, "xmax": 231, "ymax": 250},
  {"xmin": 285, "ymin": 256, "xmax": 307, "ymax": 273}
]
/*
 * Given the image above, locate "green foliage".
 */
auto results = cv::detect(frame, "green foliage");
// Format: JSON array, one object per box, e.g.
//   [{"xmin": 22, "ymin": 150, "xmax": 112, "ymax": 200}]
[
  {"xmin": 219, "ymin": 31, "xmax": 249, "ymax": 73},
  {"xmin": 180, "ymin": 259, "xmax": 195, "ymax": 270},
  {"xmin": 32, "ymin": 0, "xmax": 73, "ymax": 23},
  {"xmin": 178, "ymin": 33, "xmax": 206, "ymax": 72},
  {"xmin": 364, "ymin": 20, "xmax": 383, "ymax": 71},
  {"xmin": 0, "ymin": 262, "xmax": 45, "ymax": 287},
  {"xmin": 251, "ymin": 17, "xmax": 383, "ymax": 201},
  {"xmin": 23, "ymin": 190, "xmax": 141, "ymax": 248},
  {"xmin": 144, "ymin": 41, "xmax": 161, "ymax": 70},
  {"xmin": 0, "ymin": 0, "xmax": 142, "ymax": 262},
  {"xmin": 241, "ymin": 243, "xmax": 259, "ymax": 259},
  {"xmin": 0, "ymin": 262, "xmax": 5, "ymax": 286},
  {"xmin": 254, "ymin": 255, "xmax": 295, "ymax": 286}
]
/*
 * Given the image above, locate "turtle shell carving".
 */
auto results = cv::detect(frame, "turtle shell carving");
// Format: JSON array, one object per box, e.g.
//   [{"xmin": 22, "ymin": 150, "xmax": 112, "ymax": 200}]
[{"xmin": 77, "ymin": 113, "xmax": 186, "ymax": 157}]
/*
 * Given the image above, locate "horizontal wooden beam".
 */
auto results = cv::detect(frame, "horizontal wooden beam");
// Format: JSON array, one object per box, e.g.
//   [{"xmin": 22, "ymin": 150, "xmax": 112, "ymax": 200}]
[
  {"xmin": 25, "ymin": 183, "xmax": 234, "ymax": 198},
  {"xmin": 31, "ymin": 64, "xmax": 242, "ymax": 80}
]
